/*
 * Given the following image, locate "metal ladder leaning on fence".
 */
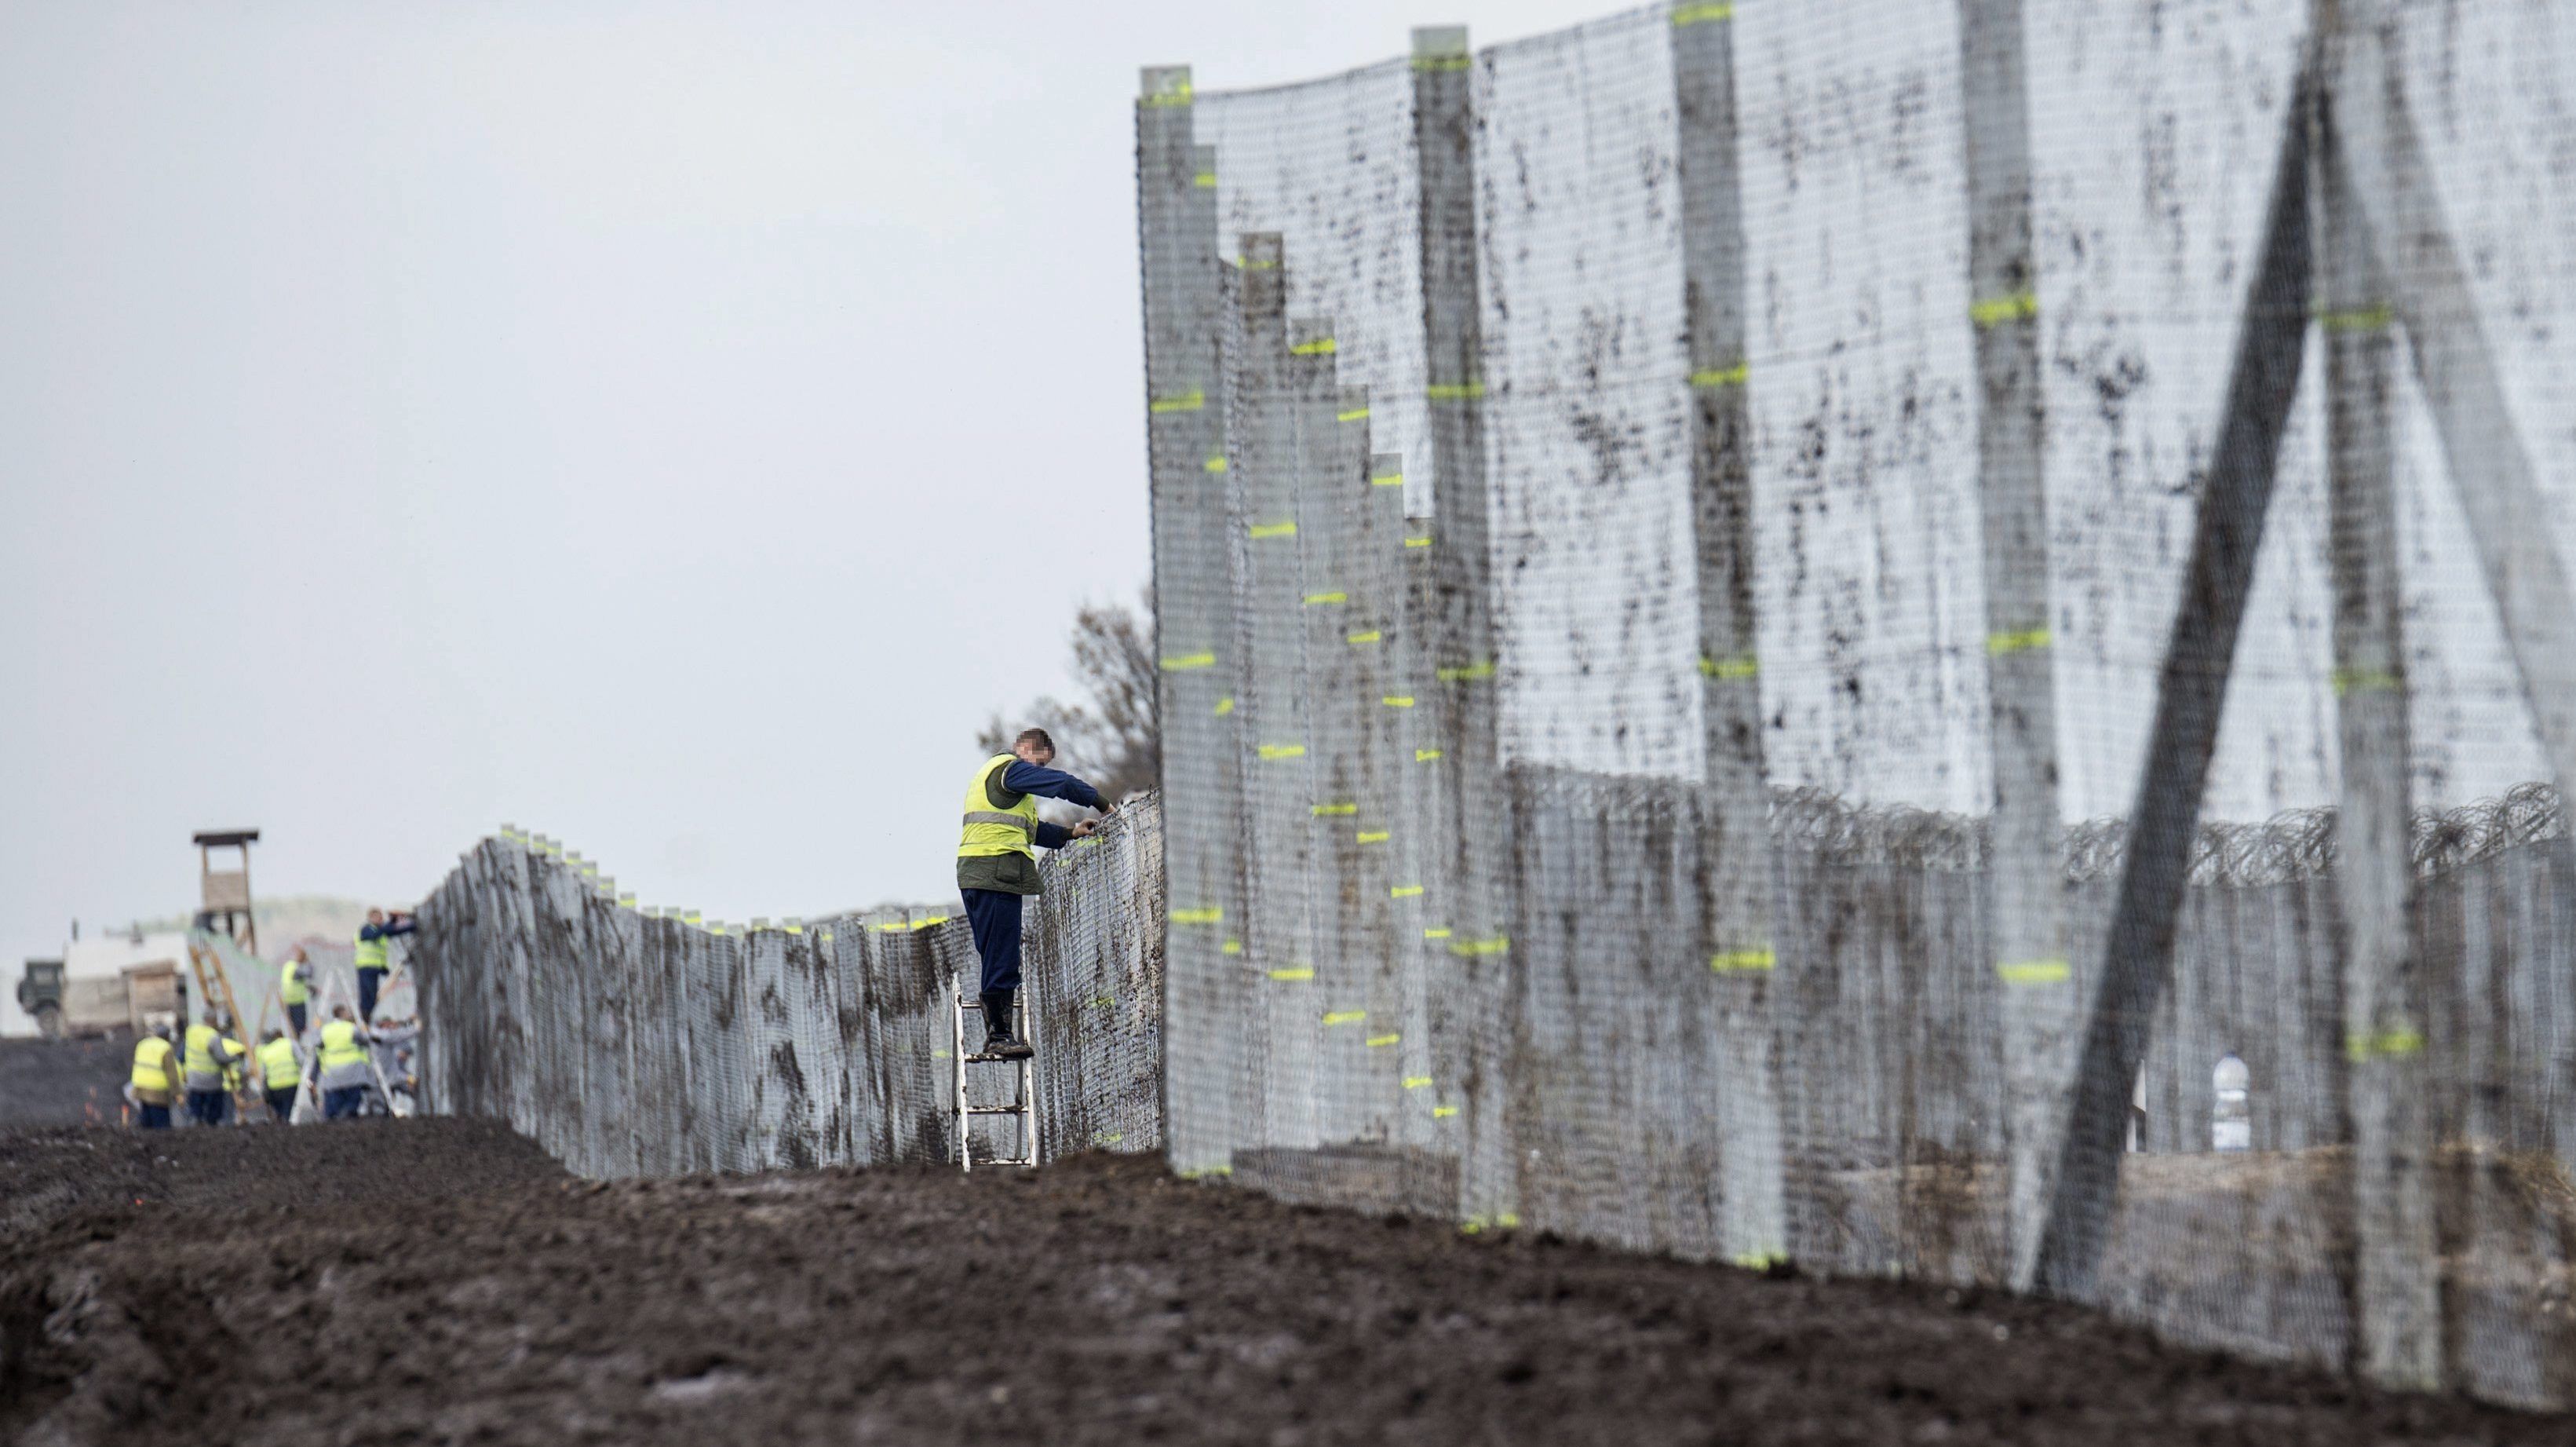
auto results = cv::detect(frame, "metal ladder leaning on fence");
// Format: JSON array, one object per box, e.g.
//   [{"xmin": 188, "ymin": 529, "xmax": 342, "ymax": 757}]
[{"xmin": 950, "ymin": 985, "xmax": 1037, "ymax": 1171}]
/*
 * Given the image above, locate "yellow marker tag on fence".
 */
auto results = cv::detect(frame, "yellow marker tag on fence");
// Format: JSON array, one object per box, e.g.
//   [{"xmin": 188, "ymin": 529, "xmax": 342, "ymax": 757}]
[
  {"xmin": 1258, "ymin": 743, "xmax": 1307, "ymax": 761},
  {"xmin": 1249, "ymin": 521, "xmax": 1298, "ymax": 539},
  {"xmin": 1160, "ymin": 651, "xmax": 1217, "ymax": 671},
  {"xmin": 1291, "ymin": 337, "xmax": 1338, "ymax": 356},
  {"xmin": 1970, "ymin": 290, "xmax": 2038, "ymax": 327},
  {"xmin": 1382, "ymin": 695, "xmax": 1414, "ymax": 707},
  {"xmin": 1193, "ymin": 170, "xmax": 1217, "ymax": 188},
  {"xmin": 1169, "ymin": 908, "xmax": 1223, "ymax": 925},
  {"xmin": 1149, "ymin": 390, "xmax": 1205, "ymax": 414},
  {"xmin": 1423, "ymin": 926, "xmax": 1453, "ymax": 940},
  {"xmin": 1450, "ymin": 937, "xmax": 1510, "ymax": 957},
  {"xmin": 1356, "ymin": 831, "xmax": 1389, "ymax": 844},
  {"xmin": 1303, "ymin": 590, "xmax": 1348, "ymax": 605},
  {"xmin": 2332, "ymin": 667, "xmax": 2401, "ymax": 697},
  {"xmin": 1688, "ymin": 360, "xmax": 1749, "ymax": 386},
  {"xmin": 1312, "ymin": 802, "xmax": 1358, "ymax": 817},
  {"xmin": 1337, "ymin": 406, "xmax": 1371, "ymax": 422},
  {"xmin": 1437, "ymin": 661, "xmax": 1495, "ymax": 682},
  {"xmin": 1346, "ymin": 630, "xmax": 1382, "ymax": 645},
  {"xmin": 1426, "ymin": 382, "xmax": 1483, "ymax": 400},
  {"xmin": 1390, "ymin": 884, "xmax": 1424, "ymax": 898},
  {"xmin": 1415, "ymin": 748, "xmax": 1443, "ymax": 762},
  {"xmin": 1221, "ymin": 939, "xmax": 1243, "ymax": 955},
  {"xmin": 1403, "ymin": 1076, "xmax": 1433, "ymax": 1090},
  {"xmin": 1371, "ymin": 472, "xmax": 1405, "ymax": 488},
  {"xmin": 1699, "ymin": 653, "xmax": 1759, "ymax": 679},
  {"xmin": 1985, "ymin": 627, "xmax": 2051, "ymax": 656},
  {"xmin": 1213, "ymin": 696, "xmax": 1235, "ymax": 715},
  {"xmin": 1268, "ymin": 966, "xmax": 1315, "ymax": 981},
  {"xmin": 1433, "ymin": 1105, "xmax": 1459, "ymax": 1117},
  {"xmin": 1203, "ymin": 455, "xmax": 1229, "ymax": 473},
  {"xmin": 1323, "ymin": 1010, "xmax": 1366, "ymax": 1025},
  {"xmin": 1710, "ymin": 948, "xmax": 1776, "ymax": 972},
  {"xmin": 1995, "ymin": 959, "xmax": 2071, "ymax": 986},
  {"xmin": 1366, "ymin": 1033, "xmax": 1401, "ymax": 1048},
  {"xmin": 1404, "ymin": 535, "xmax": 1432, "ymax": 549}
]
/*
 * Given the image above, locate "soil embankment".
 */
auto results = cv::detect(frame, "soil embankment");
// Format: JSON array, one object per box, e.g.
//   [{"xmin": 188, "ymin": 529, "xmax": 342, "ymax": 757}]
[{"xmin": 1, "ymin": 1120, "xmax": 2560, "ymax": 1445}]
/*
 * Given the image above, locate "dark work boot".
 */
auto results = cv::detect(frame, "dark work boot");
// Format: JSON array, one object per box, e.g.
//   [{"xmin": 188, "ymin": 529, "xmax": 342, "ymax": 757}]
[{"xmin": 980, "ymin": 988, "xmax": 1033, "ymax": 1060}]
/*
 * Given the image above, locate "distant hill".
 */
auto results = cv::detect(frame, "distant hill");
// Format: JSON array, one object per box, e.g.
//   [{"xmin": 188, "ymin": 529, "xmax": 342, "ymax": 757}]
[{"xmin": 125, "ymin": 895, "xmax": 375, "ymax": 963}]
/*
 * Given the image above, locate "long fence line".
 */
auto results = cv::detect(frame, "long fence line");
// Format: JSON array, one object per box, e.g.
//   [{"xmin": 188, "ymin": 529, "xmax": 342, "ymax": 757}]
[
  {"xmin": 1137, "ymin": 0, "xmax": 2576, "ymax": 1408},
  {"xmin": 411, "ymin": 800, "xmax": 1164, "ymax": 1177}
]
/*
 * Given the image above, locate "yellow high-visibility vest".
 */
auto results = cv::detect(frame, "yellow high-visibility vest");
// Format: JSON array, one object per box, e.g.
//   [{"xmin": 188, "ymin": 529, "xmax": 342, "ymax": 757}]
[
  {"xmin": 131, "ymin": 1036, "xmax": 176, "ymax": 1092},
  {"xmin": 279, "ymin": 963, "xmax": 310, "ymax": 1005},
  {"xmin": 256, "ymin": 1036, "xmax": 302, "ymax": 1090},
  {"xmin": 957, "ymin": 755, "xmax": 1039, "ymax": 861},
  {"xmin": 184, "ymin": 1023, "xmax": 243, "ymax": 1080},
  {"xmin": 318, "ymin": 1020, "xmax": 367, "ymax": 1072},
  {"xmin": 353, "ymin": 931, "xmax": 388, "ymax": 972}
]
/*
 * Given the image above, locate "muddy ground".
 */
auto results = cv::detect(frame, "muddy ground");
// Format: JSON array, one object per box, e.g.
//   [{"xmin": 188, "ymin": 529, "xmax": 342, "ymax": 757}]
[
  {"xmin": 0, "ymin": 1120, "xmax": 2562, "ymax": 1446},
  {"xmin": 0, "ymin": 1035, "xmax": 137, "ymax": 1131}
]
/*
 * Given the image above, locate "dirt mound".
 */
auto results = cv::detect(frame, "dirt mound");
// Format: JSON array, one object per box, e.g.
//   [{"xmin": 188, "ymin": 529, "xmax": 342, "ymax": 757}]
[
  {"xmin": 0, "ymin": 1035, "xmax": 136, "ymax": 1131},
  {"xmin": 2, "ymin": 1124, "xmax": 2561, "ymax": 1445}
]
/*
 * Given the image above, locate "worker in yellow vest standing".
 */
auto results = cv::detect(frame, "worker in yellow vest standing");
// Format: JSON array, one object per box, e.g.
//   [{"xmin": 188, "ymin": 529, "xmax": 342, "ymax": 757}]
[
  {"xmin": 956, "ymin": 728, "xmax": 1115, "ymax": 1058},
  {"xmin": 354, "ymin": 908, "xmax": 415, "ymax": 1024},
  {"xmin": 182, "ymin": 1012, "xmax": 246, "ymax": 1127},
  {"xmin": 316, "ymin": 1006, "xmax": 374, "ymax": 1120},
  {"xmin": 255, "ymin": 1029, "xmax": 303, "ymax": 1122},
  {"xmin": 130, "ymin": 1025, "xmax": 180, "ymax": 1130},
  {"xmin": 279, "ymin": 947, "xmax": 313, "ymax": 1037}
]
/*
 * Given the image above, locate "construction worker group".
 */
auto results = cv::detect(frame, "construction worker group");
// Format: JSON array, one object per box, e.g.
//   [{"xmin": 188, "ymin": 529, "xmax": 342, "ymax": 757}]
[{"xmin": 128, "ymin": 908, "xmax": 421, "ymax": 1129}]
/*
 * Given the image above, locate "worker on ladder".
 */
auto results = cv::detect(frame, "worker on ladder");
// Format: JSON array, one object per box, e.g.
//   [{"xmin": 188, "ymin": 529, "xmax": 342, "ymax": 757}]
[
  {"xmin": 182, "ymin": 1010, "xmax": 246, "ymax": 1127},
  {"xmin": 956, "ymin": 727, "xmax": 1115, "ymax": 1059},
  {"xmin": 255, "ymin": 1028, "xmax": 302, "ymax": 1122},
  {"xmin": 354, "ymin": 908, "xmax": 414, "ymax": 1023},
  {"xmin": 129, "ymin": 1025, "xmax": 180, "ymax": 1130}
]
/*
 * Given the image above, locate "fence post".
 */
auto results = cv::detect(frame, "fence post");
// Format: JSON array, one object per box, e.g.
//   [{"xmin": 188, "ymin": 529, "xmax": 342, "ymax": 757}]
[
  {"xmin": 1958, "ymin": 0, "xmax": 2071, "ymax": 1289},
  {"xmin": 2312, "ymin": 62, "xmax": 2442, "ymax": 1389},
  {"xmin": 1669, "ymin": 0, "xmax": 1785, "ymax": 1269},
  {"xmin": 1137, "ymin": 69, "xmax": 1248, "ymax": 1177},
  {"xmin": 1410, "ymin": 23, "xmax": 1516, "ymax": 1229},
  {"xmin": 2319, "ymin": 5, "xmax": 2576, "ymax": 815},
  {"xmin": 1233, "ymin": 232, "xmax": 1323, "ymax": 1149}
]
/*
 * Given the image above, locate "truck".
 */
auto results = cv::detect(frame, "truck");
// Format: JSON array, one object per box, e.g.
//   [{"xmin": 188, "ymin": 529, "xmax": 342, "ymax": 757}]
[{"xmin": 15, "ymin": 957, "xmax": 183, "ymax": 1039}]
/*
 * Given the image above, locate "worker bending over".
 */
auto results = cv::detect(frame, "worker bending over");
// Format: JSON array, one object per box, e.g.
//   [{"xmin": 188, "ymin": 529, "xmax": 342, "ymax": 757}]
[
  {"xmin": 354, "ymin": 908, "xmax": 415, "ymax": 1022},
  {"xmin": 129, "ymin": 1026, "xmax": 180, "ymax": 1129},
  {"xmin": 279, "ymin": 948, "xmax": 313, "ymax": 1036},
  {"xmin": 256, "ymin": 1028, "xmax": 302, "ymax": 1122},
  {"xmin": 316, "ymin": 1006, "xmax": 373, "ymax": 1120},
  {"xmin": 182, "ymin": 1013, "xmax": 246, "ymax": 1127},
  {"xmin": 956, "ymin": 728, "xmax": 1115, "ymax": 1059}
]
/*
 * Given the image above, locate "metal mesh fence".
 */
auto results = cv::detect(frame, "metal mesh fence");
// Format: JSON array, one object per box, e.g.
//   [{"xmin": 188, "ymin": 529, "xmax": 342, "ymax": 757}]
[
  {"xmin": 1140, "ymin": 0, "xmax": 2576, "ymax": 1406},
  {"xmin": 410, "ymin": 798, "xmax": 1165, "ymax": 1176}
]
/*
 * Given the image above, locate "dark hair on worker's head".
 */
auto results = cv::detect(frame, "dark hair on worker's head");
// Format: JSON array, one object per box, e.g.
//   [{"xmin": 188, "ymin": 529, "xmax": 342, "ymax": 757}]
[{"xmin": 1015, "ymin": 727, "xmax": 1055, "ymax": 754}]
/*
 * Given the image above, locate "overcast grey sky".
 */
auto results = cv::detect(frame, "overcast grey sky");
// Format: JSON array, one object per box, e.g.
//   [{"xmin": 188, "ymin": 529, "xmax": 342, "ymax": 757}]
[{"xmin": 0, "ymin": 0, "xmax": 1604, "ymax": 969}]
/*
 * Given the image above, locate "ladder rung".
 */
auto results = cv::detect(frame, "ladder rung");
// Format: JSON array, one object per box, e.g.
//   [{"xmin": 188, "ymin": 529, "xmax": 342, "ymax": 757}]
[
  {"xmin": 965, "ymin": 1105, "xmax": 1026, "ymax": 1116},
  {"xmin": 961, "ymin": 1052, "xmax": 1028, "ymax": 1065},
  {"xmin": 958, "ymin": 1000, "xmax": 983, "ymax": 1011}
]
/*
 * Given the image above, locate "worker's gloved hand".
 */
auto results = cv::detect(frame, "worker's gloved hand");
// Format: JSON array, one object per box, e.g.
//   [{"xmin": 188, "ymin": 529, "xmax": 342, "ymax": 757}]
[{"xmin": 1097, "ymin": 799, "xmax": 1120, "ymax": 817}]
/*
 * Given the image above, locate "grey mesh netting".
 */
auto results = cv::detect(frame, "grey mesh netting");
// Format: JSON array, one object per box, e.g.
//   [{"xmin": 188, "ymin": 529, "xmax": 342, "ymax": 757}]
[
  {"xmin": 410, "ymin": 800, "xmax": 1164, "ymax": 1175},
  {"xmin": 1140, "ymin": 0, "xmax": 2576, "ymax": 1408}
]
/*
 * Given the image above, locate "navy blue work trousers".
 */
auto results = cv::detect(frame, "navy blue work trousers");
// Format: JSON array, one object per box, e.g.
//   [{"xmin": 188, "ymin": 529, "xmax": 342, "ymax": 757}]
[
  {"xmin": 138, "ymin": 1103, "xmax": 171, "ymax": 1130},
  {"xmin": 357, "ymin": 966, "xmax": 385, "ymax": 1022},
  {"xmin": 324, "ymin": 1087, "xmax": 366, "ymax": 1120},
  {"xmin": 286, "ymin": 1002, "xmax": 307, "ymax": 1036},
  {"xmin": 960, "ymin": 888, "xmax": 1024, "ymax": 993},
  {"xmin": 268, "ymin": 1087, "xmax": 298, "ymax": 1122},
  {"xmin": 187, "ymin": 1089, "xmax": 229, "ymax": 1127}
]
